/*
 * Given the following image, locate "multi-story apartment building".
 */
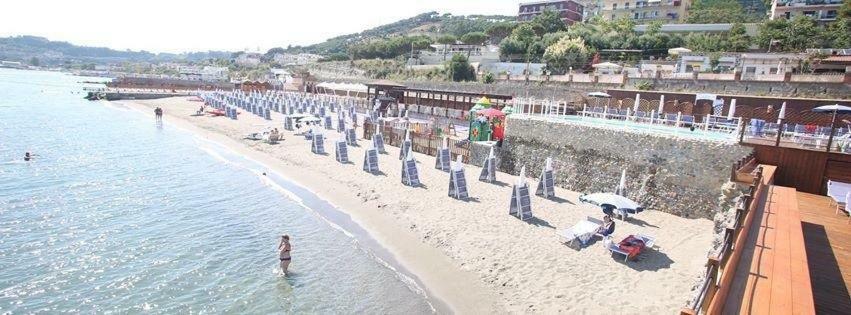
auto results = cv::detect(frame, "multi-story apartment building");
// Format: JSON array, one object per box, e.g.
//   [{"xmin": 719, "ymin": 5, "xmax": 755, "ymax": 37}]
[
  {"xmin": 518, "ymin": 0, "xmax": 585, "ymax": 25},
  {"xmin": 770, "ymin": 0, "xmax": 843, "ymax": 24},
  {"xmin": 599, "ymin": 0, "xmax": 691, "ymax": 22}
]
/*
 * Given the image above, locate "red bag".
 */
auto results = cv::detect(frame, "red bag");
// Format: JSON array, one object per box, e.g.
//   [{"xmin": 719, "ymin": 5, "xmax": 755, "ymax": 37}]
[{"xmin": 618, "ymin": 235, "xmax": 646, "ymax": 260}]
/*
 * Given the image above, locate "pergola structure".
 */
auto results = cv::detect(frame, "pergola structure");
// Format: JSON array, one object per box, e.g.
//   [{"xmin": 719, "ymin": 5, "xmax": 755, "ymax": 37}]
[{"xmin": 365, "ymin": 80, "xmax": 513, "ymax": 112}]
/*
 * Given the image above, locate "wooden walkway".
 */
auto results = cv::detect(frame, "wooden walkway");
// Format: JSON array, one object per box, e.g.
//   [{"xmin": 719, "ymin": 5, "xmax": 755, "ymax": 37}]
[
  {"xmin": 796, "ymin": 192, "xmax": 851, "ymax": 314},
  {"xmin": 723, "ymin": 184, "xmax": 815, "ymax": 314}
]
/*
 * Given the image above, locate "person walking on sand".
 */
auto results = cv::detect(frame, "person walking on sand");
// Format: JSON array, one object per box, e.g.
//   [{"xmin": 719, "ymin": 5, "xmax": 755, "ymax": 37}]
[{"xmin": 278, "ymin": 235, "xmax": 292, "ymax": 275}]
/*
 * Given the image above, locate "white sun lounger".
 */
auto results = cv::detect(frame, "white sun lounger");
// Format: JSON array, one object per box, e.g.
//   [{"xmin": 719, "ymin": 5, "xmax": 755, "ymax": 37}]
[
  {"xmin": 607, "ymin": 234, "xmax": 655, "ymax": 262},
  {"xmin": 557, "ymin": 217, "xmax": 602, "ymax": 248}
]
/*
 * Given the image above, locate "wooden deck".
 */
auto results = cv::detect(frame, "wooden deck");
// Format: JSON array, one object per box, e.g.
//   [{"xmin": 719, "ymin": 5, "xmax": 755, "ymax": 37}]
[
  {"xmin": 796, "ymin": 192, "xmax": 851, "ymax": 314},
  {"xmin": 723, "ymin": 184, "xmax": 815, "ymax": 314}
]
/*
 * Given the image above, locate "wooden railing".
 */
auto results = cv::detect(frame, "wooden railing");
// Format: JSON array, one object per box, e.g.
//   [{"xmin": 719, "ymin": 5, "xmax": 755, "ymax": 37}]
[
  {"xmin": 729, "ymin": 152, "xmax": 757, "ymax": 183},
  {"xmin": 362, "ymin": 121, "xmax": 472, "ymax": 163},
  {"xmin": 681, "ymin": 166, "xmax": 772, "ymax": 315}
]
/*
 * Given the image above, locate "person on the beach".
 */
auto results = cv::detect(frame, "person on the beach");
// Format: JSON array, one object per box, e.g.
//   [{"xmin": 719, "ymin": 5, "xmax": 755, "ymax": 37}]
[
  {"xmin": 278, "ymin": 235, "xmax": 292, "ymax": 275},
  {"xmin": 154, "ymin": 107, "xmax": 163, "ymax": 122},
  {"xmin": 596, "ymin": 215, "xmax": 615, "ymax": 236}
]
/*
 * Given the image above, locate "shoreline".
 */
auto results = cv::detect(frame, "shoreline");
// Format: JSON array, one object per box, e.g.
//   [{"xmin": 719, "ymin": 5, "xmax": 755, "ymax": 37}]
[
  {"xmin": 119, "ymin": 96, "xmax": 715, "ymax": 313},
  {"xmin": 115, "ymin": 100, "xmax": 500, "ymax": 313}
]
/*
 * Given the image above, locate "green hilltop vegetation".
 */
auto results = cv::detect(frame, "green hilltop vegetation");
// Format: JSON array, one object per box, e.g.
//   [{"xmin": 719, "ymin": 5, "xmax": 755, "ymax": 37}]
[
  {"xmin": 0, "ymin": 35, "xmax": 231, "ymax": 66},
  {"xmin": 281, "ymin": 12, "xmax": 515, "ymax": 58}
]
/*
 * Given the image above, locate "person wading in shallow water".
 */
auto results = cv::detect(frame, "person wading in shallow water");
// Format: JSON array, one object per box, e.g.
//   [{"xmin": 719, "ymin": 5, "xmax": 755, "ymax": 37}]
[
  {"xmin": 154, "ymin": 107, "xmax": 163, "ymax": 123},
  {"xmin": 278, "ymin": 235, "xmax": 292, "ymax": 275}
]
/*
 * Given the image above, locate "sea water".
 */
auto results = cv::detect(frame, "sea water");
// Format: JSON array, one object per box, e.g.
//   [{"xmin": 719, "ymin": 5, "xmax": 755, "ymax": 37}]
[{"xmin": 0, "ymin": 69, "xmax": 434, "ymax": 313}]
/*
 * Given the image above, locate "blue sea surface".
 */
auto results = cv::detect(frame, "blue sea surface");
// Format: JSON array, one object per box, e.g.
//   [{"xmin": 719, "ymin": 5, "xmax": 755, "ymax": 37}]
[{"xmin": 0, "ymin": 69, "xmax": 433, "ymax": 313}]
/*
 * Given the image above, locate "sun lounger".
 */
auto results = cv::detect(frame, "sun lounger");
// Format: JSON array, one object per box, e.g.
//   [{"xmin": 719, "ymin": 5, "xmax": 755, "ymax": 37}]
[
  {"xmin": 607, "ymin": 234, "xmax": 655, "ymax": 262},
  {"xmin": 828, "ymin": 180, "xmax": 851, "ymax": 210},
  {"xmin": 557, "ymin": 216, "xmax": 602, "ymax": 248}
]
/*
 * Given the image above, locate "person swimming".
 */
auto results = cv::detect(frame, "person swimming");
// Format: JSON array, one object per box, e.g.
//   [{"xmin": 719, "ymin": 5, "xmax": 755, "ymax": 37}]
[{"xmin": 24, "ymin": 152, "xmax": 36, "ymax": 161}]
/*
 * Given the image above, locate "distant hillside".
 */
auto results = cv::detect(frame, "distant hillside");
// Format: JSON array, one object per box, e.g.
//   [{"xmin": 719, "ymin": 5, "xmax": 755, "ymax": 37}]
[
  {"xmin": 0, "ymin": 36, "xmax": 232, "ymax": 65},
  {"xmin": 285, "ymin": 12, "xmax": 515, "ymax": 55}
]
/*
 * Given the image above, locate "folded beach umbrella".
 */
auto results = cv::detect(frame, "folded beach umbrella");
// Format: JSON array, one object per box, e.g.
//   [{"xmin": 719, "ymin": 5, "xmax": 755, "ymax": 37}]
[{"xmin": 579, "ymin": 193, "xmax": 642, "ymax": 213}]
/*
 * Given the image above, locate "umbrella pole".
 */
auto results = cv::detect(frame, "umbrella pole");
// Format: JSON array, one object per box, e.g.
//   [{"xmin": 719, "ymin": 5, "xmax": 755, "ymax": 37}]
[{"xmin": 826, "ymin": 109, "xmax": 838, "ymax": 153}]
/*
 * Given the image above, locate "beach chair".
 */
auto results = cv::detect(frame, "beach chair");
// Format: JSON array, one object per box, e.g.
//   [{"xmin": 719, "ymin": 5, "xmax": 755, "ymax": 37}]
[
  {"xmin": 681, "ymin": 115, "xmax": 695, "ymax": 127},
  {"xmin": 607, "ymin": 234, "xmax": 656, "ymax": 262},
  {"xmin": 557, "ymin": 216, "xmax": 602, "ymax": 248}
]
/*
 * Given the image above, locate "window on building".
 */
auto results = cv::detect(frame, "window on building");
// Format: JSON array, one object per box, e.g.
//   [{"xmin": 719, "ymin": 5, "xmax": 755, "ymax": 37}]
[
  {"xmin": 625, "ymin": 2, "xmax": 630, "ymax": 9},
  {"xmin": 769, "ymin": 67, "xmax": 779, "ymax": 74},
  {"xmin": 785, "ymin": 12, "xmax": 791, "ymax": 19},
  {"xmin": 825, "ymin": 10, "xmax": 838, "ymax": 19},
  {"xmin": 653, "ymin": 11, "xmax": 658, "ymax": 17},
  {"xmin": 634, "ymin": 12, "xmax": 640, "ymax": 19},
  {"xmin": 613, "ymin": 3, "xmax": 617, "ymax": 9}
]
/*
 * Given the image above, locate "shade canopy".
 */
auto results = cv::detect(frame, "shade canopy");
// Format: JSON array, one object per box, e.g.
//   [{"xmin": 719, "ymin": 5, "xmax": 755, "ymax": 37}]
[
  {"xmin": 587, "ymin": 92, "xmax": 611, "ymax": 98},
  {"xmin": 812, "ymin": 104, "xmax": 851, "ymax": 114},
  {"xmin": 579, "ymin": 193, "xmax": 642, "ymax": 212},
  {"xmin": 477, "ymin": 108, "xmax": 505, "ymax": 117},
  {"xmin": 592, "ymin": 62, "xmax": 621, "ymax": 69},
  {"xmin": 298, "ymin": 116, "xmax": 321, "ymax": 122},
  {"xmin": 668, "ymin": 47, "xmax": 692, "ymax": 55},
  {"xmin": 501, "ymin": 105, "xmax": 515, "ymax": 115}
]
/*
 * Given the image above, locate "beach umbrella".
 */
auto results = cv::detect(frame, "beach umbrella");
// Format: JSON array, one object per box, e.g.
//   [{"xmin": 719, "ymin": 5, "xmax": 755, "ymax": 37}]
[
  {"xmin": 299, "ymin": 116, "xmax": 321, "ymax": 122},
  {"xmin": 727, "ymin": 99, "xmax": 737, "ymax": 120},
  {"xmin": 592, "ymin": 62, "xmax": 621, "ymax": 69},
  {"xmin": 632, "ymin": 94, "xmax": 641, "ymax": 114},
  {"xmin": 501, "ymin": 105, "xmax": 515, "ymax": 115},
  {"xmin": 615, "ymin": 169, "xmax": 627, "ymax": 196},
  {"xmin": 452, "ymin": 155, "xmax": 464, "ymax": 171},
  {"xmin": 475, "ymin": 96, "xmax": 492, "ymax": 108},
  {"xmin": 668, "ymin": 47, "xmax": 692, "ymax": 55},
  {"xmin": 587, "ymin": 92, "xmax": 611, "ymax": 98},
  {"xmin": 813, "ymin": 104, "xmax": 851, "ymax": 151},
  {"xmin": 777, "ymin": 102, "xmax": 787, "ymax": 124},
  {"xmin": 579, "ymin": 193, "xmax": 643, "ymax": 213},
  {"xmin": 657, "ymin": 95, "xmax": 665, "ymax": 114},
  {"xmin": 478, "ymin": 108, "xmax": 505, "ymax": 118}
]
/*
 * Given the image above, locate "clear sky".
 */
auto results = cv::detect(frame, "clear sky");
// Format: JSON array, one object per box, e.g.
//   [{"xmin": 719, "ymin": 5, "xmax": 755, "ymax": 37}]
[{"xmin": 0, "ymin": 0, "xmax": 520, "ymax": 53}]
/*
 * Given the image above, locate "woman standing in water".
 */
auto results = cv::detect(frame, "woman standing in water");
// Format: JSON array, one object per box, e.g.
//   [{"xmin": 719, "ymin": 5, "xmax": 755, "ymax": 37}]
[{"xmin": 278, "ymin": 235, "xmax": 292, "ymax": 275}]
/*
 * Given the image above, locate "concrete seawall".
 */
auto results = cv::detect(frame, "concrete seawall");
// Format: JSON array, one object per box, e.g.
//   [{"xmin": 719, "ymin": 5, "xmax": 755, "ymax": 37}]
[{"xmin": 480, "ymin": 116, "xmax": 752, "ymax": 219}]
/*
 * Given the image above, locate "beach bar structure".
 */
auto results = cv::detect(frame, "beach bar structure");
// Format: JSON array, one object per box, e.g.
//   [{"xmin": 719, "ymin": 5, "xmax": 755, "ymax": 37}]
[{"xmin": 365, "ymin": 80, "xmax": 513, "ymax": 113}]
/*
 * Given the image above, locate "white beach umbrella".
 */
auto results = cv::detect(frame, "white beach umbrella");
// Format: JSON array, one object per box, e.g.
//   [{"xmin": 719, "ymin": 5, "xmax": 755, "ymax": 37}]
[
  {"xmin": 657, "ymin": 95, "xmax": 665, "ymax": 114},
  {"xmin": 587, "ymin": 92, "xmax": 611, "ymax": 98},
  {"xmin": 404, "ymin": 129, "xmax": 411, "ymax": 142},
  {"xmin": 579, "ymin": 193, "xmax": 643, "ymax": 212},
  {"xmin": 452, "ymin": 155, "xmax": 464, "ymax": 171},
  {"xmin": 632, "ymin": 94, "xmax": 641, "ymax": 114},
  {"xmin": 405, "ymin": 147, "xmax": 415, "ymax": 162},
  {"xmin": 777, "ymin": 102, "xmax": 787, "ymax": 123},
  {"xmin": 616, "ymin": 169, "xmax": 628, "ymax": 196},
  {"xmin": 727, "ymin": 99, "xmax": 737, "ymax": 120}
]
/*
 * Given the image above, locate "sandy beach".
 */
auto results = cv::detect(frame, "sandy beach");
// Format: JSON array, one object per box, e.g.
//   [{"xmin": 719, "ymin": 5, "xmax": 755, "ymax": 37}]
[{"xmin": 119, "ymin": 96, "xmax": 714, "ymax": 313}]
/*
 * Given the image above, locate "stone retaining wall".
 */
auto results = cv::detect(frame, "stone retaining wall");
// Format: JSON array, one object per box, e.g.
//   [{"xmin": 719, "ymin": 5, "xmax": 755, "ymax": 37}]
[{"xmin": 492, "ymin": 116, "xmax": 752, "ymax": 219}]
